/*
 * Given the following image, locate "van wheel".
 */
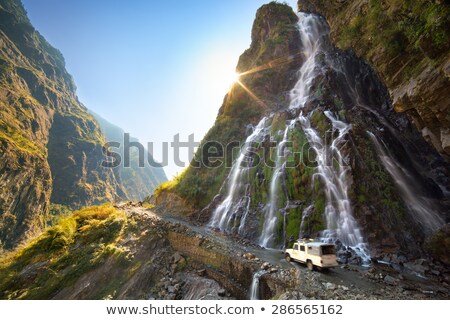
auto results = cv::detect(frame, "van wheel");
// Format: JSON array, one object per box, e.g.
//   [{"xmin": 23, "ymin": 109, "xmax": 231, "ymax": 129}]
[
  {"xmin": 285, "ymin": 254, "xmax": 291, "ymax": 262},
  {"xmin": 307, "ymin": 260, "xmax": 314, "ymax": 271}
]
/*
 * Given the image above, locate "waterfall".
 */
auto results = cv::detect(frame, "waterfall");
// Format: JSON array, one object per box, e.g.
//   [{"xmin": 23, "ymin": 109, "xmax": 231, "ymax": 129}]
[
  {"xmin": 299, "ymin": 112, "xmax": 370, "ymax": 262},
  {"xmin": 367, "ymin": 132, "xmax": 444, "ymax": 234},
  {"xmin": 249, "ymin": 270, "xmax": 267, "ymax": 300},
  {"xmin": 209, "ymin": 117, "xmax": 268, "ymax": 232},
  {"xmin": 299, "ymin": 205, "xmax": 314, "ymax": 239},
  {"xmin": 260, "ymin": 13, "xmax": 370, "ymax": 261},
  {"xmin": 259, "ymin": 13, "xmax": 327, "ymax": 248},
  {"xmin": 259, "ymin": 120, "xmax": 295, "ymax": 247},
  {"xmin": 209, "ymin": 13, "xmax": 372, "ymax": 264},
  {"xmin": 289, "ymin": 13, "xmax": 328, "ymax": 110},
  {"xmin": 289, "ymin": 13, "xmax": 370, "ymax": 262}
]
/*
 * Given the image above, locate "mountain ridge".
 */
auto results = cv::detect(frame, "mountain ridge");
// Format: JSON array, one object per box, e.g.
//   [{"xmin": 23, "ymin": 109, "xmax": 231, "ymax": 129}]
[
  {"xmin": 0, "ymin": 0, "xmax": 449, "ymax": 301},
  {"xmin": 0, "ymin": 0, "xmax": 163, "ymax": 249}
]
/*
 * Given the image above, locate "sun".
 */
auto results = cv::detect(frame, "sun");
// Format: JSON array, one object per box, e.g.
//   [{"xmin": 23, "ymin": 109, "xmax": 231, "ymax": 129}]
[
  {"xmin": 199, "ymin": 53, "xmax": 241, "ymax": 94},
  {"xmin": 229, "ymin": 71, "xmax": 240, "ymax": 85},
  {"xmin": 221, "ymin": 70, "xmax": 240, "ymax": 90}
]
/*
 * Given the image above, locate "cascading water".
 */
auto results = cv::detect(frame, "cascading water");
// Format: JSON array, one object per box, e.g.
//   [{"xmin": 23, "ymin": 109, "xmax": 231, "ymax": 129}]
[
  {"xmin": 209, "ymin": 117, "xmax": 268, "ymax": 233},
  {"xmin": 259, "ymin": 13, "xmax": 327, "ymax": 248},
  {"xmin": 289, "ymin": 13, "xmax": 327, "ymax": 110},
  {"xmin": 209, "ymin": 12, "xmax": 371, "ymax": 264},
  {"xmin": 367, "ymin": 132, "xmax": 445, "ymax": 234},
  {"xmin": 299, "ymin": 112, "xmax": 370, "ymax": 262},
  {"xmin": 299, "ymin": 205, "xmax": 314, "ymax": 239},
  {"xmin": 259, "ymin": 120, "xmax": 295, "ymax": 247},
  {"xmin": 286, "ymin": 13, "xmax": 370, "ymax": 262},
  {"xmin": 249, "ymin": 270, "xmax": 267, "ymax": 300}
]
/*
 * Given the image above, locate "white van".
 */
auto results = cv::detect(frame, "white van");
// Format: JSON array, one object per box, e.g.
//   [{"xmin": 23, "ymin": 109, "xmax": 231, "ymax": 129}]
[{"xmin": 285, "ymin": 239, "xmax": 338, "ymax": 271}]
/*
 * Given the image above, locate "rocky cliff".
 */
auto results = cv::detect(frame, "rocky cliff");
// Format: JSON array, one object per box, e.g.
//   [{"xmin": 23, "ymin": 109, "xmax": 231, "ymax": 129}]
[
  {"xmin": 154, "ymin": 2, "xmax": 302, "ymax": 210},
  {"xmin": 155, "ymin": 1, "xmax": 449, "ymax": 266},
  {"xmin": 0, "ymin": 0, "xmax": 160, "ymax": 249},
  {"xmin": 297, "ymin": 0, "xmax": 450, "ymax": 160}
]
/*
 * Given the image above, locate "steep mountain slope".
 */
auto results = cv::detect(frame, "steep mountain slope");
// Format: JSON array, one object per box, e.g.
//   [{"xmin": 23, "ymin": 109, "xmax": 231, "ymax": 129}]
[
  {"xmin": 154, "ymin": 2, "xmax": 449, "ymax": 266},
  {"xmin": 153, "ymin": 2, "xmax": 302, "ymax": 211},
  {"xmin": 0, "ymin": 0, "xmax": 160, "ymax": 249},
  {"xmin": 0, "ymin": 204, "xmax": 257, "ymax": 300},
  {"xmin": 91, "ymin": 111, "xmax": 167, "ymax": 201}
]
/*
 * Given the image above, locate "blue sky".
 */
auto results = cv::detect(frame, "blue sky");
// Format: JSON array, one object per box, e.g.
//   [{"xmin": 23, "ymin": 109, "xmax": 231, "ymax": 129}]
[{"xmin": 22, "ymin": 0, "xmax": 297, "ymax": 178}]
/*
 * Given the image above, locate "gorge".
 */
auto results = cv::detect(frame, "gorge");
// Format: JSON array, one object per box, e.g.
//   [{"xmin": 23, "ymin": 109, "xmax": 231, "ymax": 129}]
[{"xmin": 0, "ymin": 0, "xmax": 449, "ymax": 300}]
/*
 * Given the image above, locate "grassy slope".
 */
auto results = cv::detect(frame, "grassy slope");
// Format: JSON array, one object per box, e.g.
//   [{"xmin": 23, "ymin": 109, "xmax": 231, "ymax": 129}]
[{"xmin": 0, "ymin": 204, "xmax": 131, "ymax": 299}]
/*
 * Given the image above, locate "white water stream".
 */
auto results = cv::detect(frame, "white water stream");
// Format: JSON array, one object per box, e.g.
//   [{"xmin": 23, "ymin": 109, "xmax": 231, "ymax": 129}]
[
  {"xmin": 249, "ymin": 270, "xmax": 267, "ymax": 300},
  {"xmin": 209, "ymin": 117, "xmax": 268, "ymax": 232}
]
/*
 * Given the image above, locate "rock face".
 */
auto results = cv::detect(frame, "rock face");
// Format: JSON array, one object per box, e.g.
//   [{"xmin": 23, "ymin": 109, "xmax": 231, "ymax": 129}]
[
  {"xmin": 155, "ymin": 2, "xmax": 302, "ymax": 209},
  {"xmin": 297, "ymin": 0, "xmax": 450, "ymax": 160},
  {"xmin": 0, "ymin": 0, "xmax": 162, "ymax": 249},
  {"xmin": 156, "ymin": 2, "xmax": 449, "ymax": 264}
]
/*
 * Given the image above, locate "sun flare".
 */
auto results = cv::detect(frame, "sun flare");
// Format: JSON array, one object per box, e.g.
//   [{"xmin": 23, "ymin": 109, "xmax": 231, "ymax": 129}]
[
  {"xmin": 230, "ymin": 71, "xmax": 240, "ymax": 85},
  {"xmin": 221, "ymin": 70, "xmax": 240, "ymax": 90}
]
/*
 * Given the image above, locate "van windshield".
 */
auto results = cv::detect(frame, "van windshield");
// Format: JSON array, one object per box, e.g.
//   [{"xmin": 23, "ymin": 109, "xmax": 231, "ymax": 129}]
[{"xmin": 321, "ymin": 245, "xmax": 336, "ymax": 255}]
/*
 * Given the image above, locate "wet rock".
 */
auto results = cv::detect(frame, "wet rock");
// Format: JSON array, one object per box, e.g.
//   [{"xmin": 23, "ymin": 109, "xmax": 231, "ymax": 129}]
[
  {"xmin": 323, "ymin": 282, "xmax": 336, "ymax": 290},
  {"xmin": 182, "ymin": 273, "xmax": 233, "ymax": 300},
  {"xmin": 168, "ymin": 285, "xmax": 176, "ymax": 294},
  {"xmin": 218, "ymin": 288, "xmax": 226, "ymax": 297},
  {"xmin": 422, "ymin": 290, "xmax": 434, "ymax": 295},
  {"xmin": 383, "ymin": 275, "xmax": 397, "ymax": 285},
  {"xmin": 430, "ymin": 270, "xmax": 441, "ymax": 276},
  {"xmin": 335, "ymin": 243, "xmax": 363, "ymax": 265},
  {"xmin": 166, "ymin": 293, "xmax": 176, "ymax": 299},
  {"xmin": 261, "ymin": 262, "xmax": 271, "ymax": 270},
  {"xmin": 404, "ymin": 260, "xmax": 428, "ymax": 277},
  {"xmin": 243, "ymin": 253, "xmax": 256, "ymax": 260},
  {"xmin": 196, "ymin": 269, "xmax": 206, "ymax": 276}
]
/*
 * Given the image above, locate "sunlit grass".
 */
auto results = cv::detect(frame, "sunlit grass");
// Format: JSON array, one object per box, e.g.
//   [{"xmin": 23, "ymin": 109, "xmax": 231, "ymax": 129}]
[{"xmin": 0, "ymin": 204, "xmax": 128, "ymax": 299}]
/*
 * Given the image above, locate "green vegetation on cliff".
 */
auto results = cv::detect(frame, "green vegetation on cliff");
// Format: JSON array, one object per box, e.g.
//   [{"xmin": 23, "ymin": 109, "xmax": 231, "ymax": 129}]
[
  {"xmin": 0, "ymin": 204, "xmax": 130, "ymax": 299},
  {"xmin": 0, "ymin": 0, "xmax": 163, "ymax": 248},
  {"xmin": 155, "ymin": 2, "xmax": 301, "ymax": 210},
  {"xmin": 337, "ymin": 0, "xmax": 449, "ymax": 69},
  {"xmin": 0, "ymin": 0, "xmax": 126, "ymax": 248}
]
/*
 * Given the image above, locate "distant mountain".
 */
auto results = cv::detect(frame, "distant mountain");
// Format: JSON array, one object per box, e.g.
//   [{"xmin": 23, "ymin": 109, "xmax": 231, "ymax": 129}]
[{"xmin": 90, "ymin": 111, "xmax": 167, "ymax": 202}]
